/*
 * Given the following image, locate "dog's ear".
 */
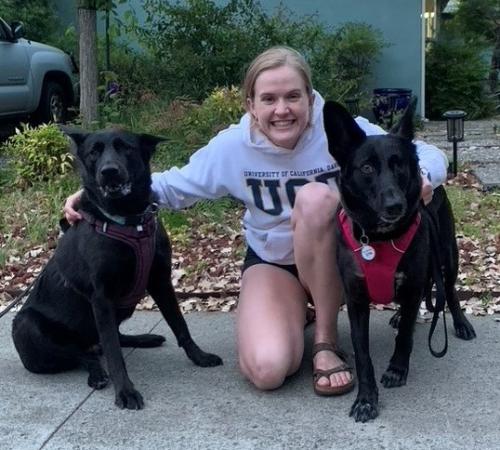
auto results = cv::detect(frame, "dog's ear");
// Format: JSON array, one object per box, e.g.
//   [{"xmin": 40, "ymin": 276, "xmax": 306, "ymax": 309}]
[
  {"xmin": 390, "ymin": 96, "xmax": 417, "ymax": 141},
  {"xmin": 139, "ymin": 134, "xmax": 167, "ymax": 158},
  {"xmin": 59, "ymin": 125, "xmax": 89, "ymax": 152},
  {"xmin": 323, "ymin": 101, "xmax": 366, "ymax": 167}
]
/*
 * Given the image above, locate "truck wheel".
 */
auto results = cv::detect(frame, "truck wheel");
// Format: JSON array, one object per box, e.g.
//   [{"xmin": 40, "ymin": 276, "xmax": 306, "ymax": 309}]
[{"xmin": 35, "ymin": 81, "xmax": 67, "ymax": 124}]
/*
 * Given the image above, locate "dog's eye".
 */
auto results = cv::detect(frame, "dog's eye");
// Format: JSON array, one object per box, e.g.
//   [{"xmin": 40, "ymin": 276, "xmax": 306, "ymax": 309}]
[
  {"xmin": 89, "ymin": 143, "xmax": 104, "ymax": 158},
  {"xmin": 360, "ymin": 164, "xmax": 374, "ymax": 174}
]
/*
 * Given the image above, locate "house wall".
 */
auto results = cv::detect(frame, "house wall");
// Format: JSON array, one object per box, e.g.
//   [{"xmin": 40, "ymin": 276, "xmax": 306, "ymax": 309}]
[{"xmin": 55, "ymin": 0, "xmax": 425, "ymax": 116}]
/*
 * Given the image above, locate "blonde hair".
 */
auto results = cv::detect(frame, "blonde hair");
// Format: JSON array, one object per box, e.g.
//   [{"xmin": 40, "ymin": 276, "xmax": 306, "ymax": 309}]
[{"xmin": 243, "ymin": 46, "xmax": 313, "ymax": 107}]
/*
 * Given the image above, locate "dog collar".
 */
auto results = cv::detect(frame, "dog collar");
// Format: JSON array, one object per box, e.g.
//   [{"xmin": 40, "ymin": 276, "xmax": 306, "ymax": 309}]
[
  {"xmin": 338, "ymin": 208, "xmax": 421, "ymax": 304},
  {"xmin": 95, "ymin": 203, "xmax": 159, "ymax": 227}
]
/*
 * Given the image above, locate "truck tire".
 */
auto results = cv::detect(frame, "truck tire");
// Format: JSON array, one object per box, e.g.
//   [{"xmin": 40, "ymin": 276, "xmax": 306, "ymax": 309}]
[{"xmin": 35, "ymin": 81, "xmax": 68, "ymax": 124}]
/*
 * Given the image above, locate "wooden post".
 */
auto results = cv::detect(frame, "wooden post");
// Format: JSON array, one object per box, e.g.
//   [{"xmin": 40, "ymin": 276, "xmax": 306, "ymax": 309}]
[{"xmin": 78, "ymin": 3, "xmax": 99, "ymax": 128}]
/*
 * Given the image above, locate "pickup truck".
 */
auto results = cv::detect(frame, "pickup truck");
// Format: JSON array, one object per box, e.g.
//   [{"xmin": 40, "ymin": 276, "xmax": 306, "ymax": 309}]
[{"xmin": 0, "ymin": 17, "xmax": 78, "ymax": 123}]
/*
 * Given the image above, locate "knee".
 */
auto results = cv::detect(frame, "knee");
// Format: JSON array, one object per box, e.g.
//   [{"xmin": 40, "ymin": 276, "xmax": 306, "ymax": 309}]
[
  {"xmin": 292, "ymin": 182, "xmax": 340, "ymax": 233},
  {"xmin": 239, "ymin": 352, "xmax": 299, "ymax": 391}
]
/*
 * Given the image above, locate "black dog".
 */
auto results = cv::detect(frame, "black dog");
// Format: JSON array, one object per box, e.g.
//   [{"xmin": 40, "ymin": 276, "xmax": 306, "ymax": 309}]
[
  {"xmin": 323, "ymin": 100, "xmax": 475, "ymax": 422},
  {"xmin": 12, "ymin": 128, "xmax": 222, "ymax": 409}
]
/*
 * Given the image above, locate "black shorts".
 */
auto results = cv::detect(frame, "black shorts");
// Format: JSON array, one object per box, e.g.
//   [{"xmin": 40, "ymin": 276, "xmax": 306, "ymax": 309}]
[{"xmin": 242, "ymin": 246, "xmax": 299, "ymax": 279}]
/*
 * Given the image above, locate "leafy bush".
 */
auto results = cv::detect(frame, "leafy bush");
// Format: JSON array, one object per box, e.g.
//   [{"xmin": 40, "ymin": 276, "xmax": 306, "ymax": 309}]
[
  {"xmin": 153, "ymin": 86, "xmax": 245, "ymax": 169},
  {"xmin": 308, "ymin": 22, "xmax": 387, "ymax": 101},
  {"xmin": 426, "ymin": 33, "xmax": 495, "ymax": 119},
  {"xmin": 0, "ymin": 0, "xmax": 59, "ymax": 43},
  {"xmin": 2, "ymin": 123, "xmax": 74, "ymax": 187},
  {"xmin": 126, "ymin": 0, "xmax": 385, "ymax": 102},
  {"xmin": 180, "ymin": 86, "xmax": 244, "ymax": 147}
]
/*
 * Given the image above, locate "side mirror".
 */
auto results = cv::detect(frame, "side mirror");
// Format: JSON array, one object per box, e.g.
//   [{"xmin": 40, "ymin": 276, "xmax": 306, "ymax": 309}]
[{"xmin": 10, "ymin": 21, "xmax": 24, "ymax": 39}]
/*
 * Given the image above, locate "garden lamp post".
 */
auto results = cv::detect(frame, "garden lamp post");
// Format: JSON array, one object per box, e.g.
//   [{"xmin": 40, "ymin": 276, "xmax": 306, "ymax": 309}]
[
  {"xmin": 443, "ymin": 110, "xmax": 466, "ymax": 177},
  {"xmin": 345, "ymin": 97, "xmax": 360, "ymax": 116}
]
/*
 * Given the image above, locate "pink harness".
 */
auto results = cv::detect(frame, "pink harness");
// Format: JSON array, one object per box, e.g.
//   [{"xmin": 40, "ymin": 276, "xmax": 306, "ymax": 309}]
[
  {"xmin": 82, "ymin": 211, "xmax": 157, "ymax": 308},
  {"xmin": 338, "ymin": 209, "xmax": 421, "ymax": 304}
]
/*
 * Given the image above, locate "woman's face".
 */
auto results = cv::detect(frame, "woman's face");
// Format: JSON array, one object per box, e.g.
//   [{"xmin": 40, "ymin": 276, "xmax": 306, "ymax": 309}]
[{"xmin": 247, "ymin": 65, "xmax": 313, "ymax": 150}]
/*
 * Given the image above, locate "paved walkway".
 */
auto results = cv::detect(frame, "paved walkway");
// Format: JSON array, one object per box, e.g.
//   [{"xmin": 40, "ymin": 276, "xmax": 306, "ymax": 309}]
[
  {"xmin": 418, "ymin": 118, "xmax": 500, "ymax": 189},
  {"xmin": 1, "ymin": 310, "xmax": 499, "ymax": 450}
]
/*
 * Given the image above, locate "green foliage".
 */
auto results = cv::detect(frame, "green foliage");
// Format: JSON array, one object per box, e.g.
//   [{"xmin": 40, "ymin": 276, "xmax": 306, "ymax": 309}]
[
  {"xmin": 446, "ymin": 185, "xmax": 500, "ymax": 239},
  {"xmin": 180, "ymin": 86, "xmax": 244, "ymax": 148},
  {"xmin": 425, "ymin": 31, "xmax": 495, "ymax": 119},
  {"xmin": 452, "ymin": 0, "xmax": 499, "ymax": 93},
  {"xmin": 0, "ymin": 0, "xmax": 59, "ymax": 42},
  {"xmin": 454, "ymin": 0, "xmax": 499, "ymax": 45},
  {"xmin": 309, "ymin": 22, "xmax": 387, "ymax": 101},
  {"xmin": 50, "ymin": 25, "xmax": 78, "ymax": 57},
  {"xmin": 0, "ymin": 175, "xmax": 80, "ymax": 268},
  {"xmin": 152, "ymin": 86, "xmax": 244, "ymax": 169},
  {"xmin": 2, "ymin": 123, "xmax": 74, "ymax": 187},
  {"xmin": 125, "ymin": 0, "xmax": 385, "ymax": 102}
]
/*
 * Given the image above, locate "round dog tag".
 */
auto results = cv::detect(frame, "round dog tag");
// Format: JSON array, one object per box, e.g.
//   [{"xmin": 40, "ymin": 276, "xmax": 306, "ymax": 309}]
[{"xmin": 361, "ymin": 245, "xmax": 376, "ymax": 261}]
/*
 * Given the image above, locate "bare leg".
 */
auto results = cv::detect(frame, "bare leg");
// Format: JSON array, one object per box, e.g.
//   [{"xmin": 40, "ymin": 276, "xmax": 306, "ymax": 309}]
[
  {"xmin": 292, "ymin": 182, "xmax": 353, "ymax": 390},
  {"xmin": 237, "ymin": 264, "xmax": 308, "ymax": 390}
]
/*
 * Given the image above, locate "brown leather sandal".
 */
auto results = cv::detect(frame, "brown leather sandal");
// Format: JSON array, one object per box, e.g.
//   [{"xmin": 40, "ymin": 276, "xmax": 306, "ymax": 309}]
[{"xmin": 312, "ymin": 342, "xmax": 355, "ymax": 396}]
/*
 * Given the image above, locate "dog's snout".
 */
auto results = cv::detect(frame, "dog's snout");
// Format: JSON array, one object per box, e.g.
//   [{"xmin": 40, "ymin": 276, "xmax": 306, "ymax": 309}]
[
  {"xmin": 381, "ymin": 188, "xmax": 405, "ymax": 220},
  {"xmin": 100, "ymin": 164, "xmax": 120, "ymax": 178},
  {"xmin": 385, "ymin": 202, "xmax": 403, "ymax": 217}
]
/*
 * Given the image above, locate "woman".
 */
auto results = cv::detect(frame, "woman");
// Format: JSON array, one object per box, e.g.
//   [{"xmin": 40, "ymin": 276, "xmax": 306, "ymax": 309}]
[{"xmin": 64, "ymin": 46, "xmax": 445, "ymax": 395}]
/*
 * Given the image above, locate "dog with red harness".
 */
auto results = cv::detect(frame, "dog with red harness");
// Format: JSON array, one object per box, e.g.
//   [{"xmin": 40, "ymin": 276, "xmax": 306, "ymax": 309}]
[{"xmin": 323, "ymin": 99, "xmax": 476, "ymax": 422}]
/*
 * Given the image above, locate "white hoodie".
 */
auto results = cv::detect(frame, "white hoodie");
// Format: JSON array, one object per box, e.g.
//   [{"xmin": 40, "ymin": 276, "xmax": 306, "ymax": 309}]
[{"xmin": 151, "ymin": 92, "xmax": 448, "ymax": 265}]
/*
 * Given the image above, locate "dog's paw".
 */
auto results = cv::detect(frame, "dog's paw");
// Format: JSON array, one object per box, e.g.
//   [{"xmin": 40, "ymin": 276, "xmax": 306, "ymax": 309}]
[
  {"xmin": 381, "ymin": 365, "xmax": 408, "ymax": 388},
  {"xmin": 115, "ymin": 387, "xmax": 144, "ymax": 410},
  {"xmin": 349, "ymin": 395, "xmax": 379, "ymax": 423},
  {"xmin": 88, "ymin": 370, "xmax": 109, "ymax": 390},
  {"xmin": 184, "ymin": 342, "xmax": 223, "ymax": 367},
  {"xmin": 454, "ymin": 320, "xmax": 476, "ymax": 341},
  {"xmin": 194, "ymin": 352, "xmax": 223, "ymax": 367}
]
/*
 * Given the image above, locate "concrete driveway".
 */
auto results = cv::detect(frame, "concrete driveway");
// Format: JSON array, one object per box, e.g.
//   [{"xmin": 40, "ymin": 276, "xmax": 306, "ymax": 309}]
[{"xmin": 1, "ymin": 310, "xmax": 499, "ymax": 450}]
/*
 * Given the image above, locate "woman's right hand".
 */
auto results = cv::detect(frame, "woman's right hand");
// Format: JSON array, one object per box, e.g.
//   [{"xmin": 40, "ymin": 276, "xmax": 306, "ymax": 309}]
[{"xmin": 63, "ymin": 189, "xmax": 84, "ymax": 225}]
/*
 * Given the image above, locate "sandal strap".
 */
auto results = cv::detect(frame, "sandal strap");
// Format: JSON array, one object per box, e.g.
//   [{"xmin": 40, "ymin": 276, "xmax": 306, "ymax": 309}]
[
  {"xmin": 313, "ymin": 363, "xmax": 352, "ymax": 381},
  {"xmin": 312, "ymin": 342, "xmax": 336, "ymax": 357},
  {"xmin": 312, "ymin": 342, "xmax": 349, "ymax": 362}
]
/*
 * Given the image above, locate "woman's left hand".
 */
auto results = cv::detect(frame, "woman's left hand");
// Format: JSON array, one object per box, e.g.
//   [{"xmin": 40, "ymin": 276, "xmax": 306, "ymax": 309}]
[{"xmin": 421, "ymin": 175, "xmax": 433, "ymax": 205}]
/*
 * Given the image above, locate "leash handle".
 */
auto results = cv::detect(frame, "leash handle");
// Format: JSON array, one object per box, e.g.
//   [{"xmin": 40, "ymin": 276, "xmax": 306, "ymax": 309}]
[
  {"xmin": 422, "ymin": 204, "xmax": 449, "ymax": 358},
  {"xmin": 428, "ymin": 262, "xmax": 448, "ymax": 357}
]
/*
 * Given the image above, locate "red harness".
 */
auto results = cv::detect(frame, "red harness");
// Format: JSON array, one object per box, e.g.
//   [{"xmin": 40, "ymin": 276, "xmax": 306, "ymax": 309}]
[
  {"xmin": 338, "ymin": 209, "xmax": 421, "ymax": 304},
  {"xmin": 82, "ymin": 211, "xmax": 157, "ymax": 309}
]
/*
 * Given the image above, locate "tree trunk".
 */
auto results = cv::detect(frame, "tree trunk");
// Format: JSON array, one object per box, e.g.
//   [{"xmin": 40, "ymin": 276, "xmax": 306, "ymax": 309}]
[{"xmin": 78, "ymin": 7, "xmax": 98, "ymax": 128}]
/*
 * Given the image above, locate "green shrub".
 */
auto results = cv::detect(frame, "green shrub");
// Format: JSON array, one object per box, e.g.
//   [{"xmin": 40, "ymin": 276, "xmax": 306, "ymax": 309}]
[
  {"xmin": 2, "ymin": 123, "xmax": 74, "ymax": 187},
  {"xmin": 426, "ymin": 33, "xmax": 495, "ymax": 119},
  {"xmin": 308, "ymin": 22, "xmax": 387, "ymax": 101},
  {"xmin": 126, "ymin": 0, "xmax": 385, "ymax": 103},
  {"xmin": 180, "ymin": 86, "xmax": 244, "ymax": 147},
  {"xmin": 153, "ymin": 86, "xmax": 245, "ymax": 169},
  {"xmin": 0, "ymin": 0, "xmax": 59, "ymax": 43}
]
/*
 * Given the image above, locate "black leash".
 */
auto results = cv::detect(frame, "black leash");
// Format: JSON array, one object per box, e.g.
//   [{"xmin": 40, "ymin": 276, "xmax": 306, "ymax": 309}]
[
  {"xmin": 422, "ymin": 205, "xmax": 448, "ymax": 358},
  {"xmin": 0, "ymin": 277, "xmax": 37, "ymax": 319}
]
